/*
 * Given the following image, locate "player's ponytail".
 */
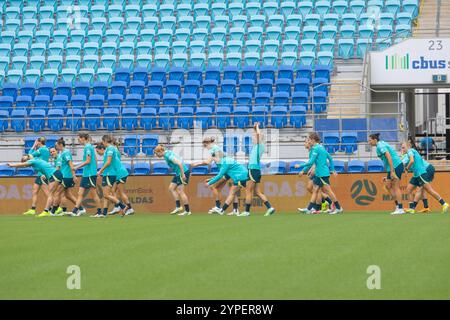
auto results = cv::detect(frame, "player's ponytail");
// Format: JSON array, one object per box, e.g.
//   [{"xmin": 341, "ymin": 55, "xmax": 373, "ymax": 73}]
[
  {"xmin": 37, "ymin": 137, "xmax": 46, "ymax": 145},
  {"xmin": 101, "ymin": 134, "xmax": 114, "ymax": 144},
  {"xmin": 21, "ymin": 155, "xmax": 31, "ymax": 162},
  {"xmin": 154, "ymin": 144, "xmax": 165, "ymax": 155},
  {"xmin": 369, "ymin": 133, "xmax": 381, "ymax": 141}
]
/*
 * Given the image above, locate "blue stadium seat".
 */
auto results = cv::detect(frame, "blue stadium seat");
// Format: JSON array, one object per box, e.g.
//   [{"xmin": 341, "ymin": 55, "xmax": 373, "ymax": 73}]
[
  {"xmin": 93, "ymin": 81, "xmax": 109, "ymax": 98},
  {"xmin": 115, "ymin": 68, "xmax": 131, "ymax": 84},
  {"xmin": 367, "ymin": 159, "xmax": 385, "ymax": 172},
  {"xmin": 271, "ymin": 106, "xmax": 288, "ymax": 128},
  {"xmin": 2, "ymin": 84, "xmax": 19, "ymax": 100},
  {"xmin": 21, "ymin": 83, "xmax": 36, "ymax": 100},
  {"xmin": 0, "ymin": 96, "xmax": 14, "ymax": 114},
  {"xmin": 150, "ymin": 67, "xmax": 167, "ymax": 84},
  {"xmin": 133, "ymin": 162, "xmax": 151, "ymax": 175},
  {"xmin": 290, "ymin": 105, "xmax": 307, "ymax": 128},
  {"xmin": 103, "ymin": 107, "xmax": 120, "ymax": 131},
  {"xmin": 140, "ymin": 107, "xmax": 157, "ymax": 131},
  {"xmin": 47, "ymin": 108, "xmax": 65, "ymax": 132},
  {"xmin": 239, "ymin": 79, "xmax": 255, "ymax": 96},
  {"xmin": 177, "ymin": 106, "xmax": 194, "ymax": 129},
  {"xmin": 191, "ymin": 165, "xmax": 209, "ymax": 175},
  {"xmin": 152, "ymin": 162, "xmax": 170, "ymax": 175},
  {"xmin": 341, "ymin": 131, "xmax": 358, "ymax": 154},
  {"xmin": 74, "ymin": 82, "xmax": 90, "ymax": 98},
  {"xmin": 275, "ymin": 79, "xmax": 292, "ymax": 96},
  {"xmin": 297, "ymin": 66, "xmax": 312, "ymax": 82},
  {"xmin": 242, "ymin": 66, "xmax": 257, "ymax": 82},
  {"xmin": 29, "ymin": 109, "xmax": 46, "ymax": 132},
  {"xmin": 288, "ymin": 161, "xmax": 306, "ymax": 174},
  {"xmin": 251, "ymin": 105, "xmax": 268, "ymax": 128},
  {"xmin": 125, "ymin": 93, "xmax": 142, "ymax": 112},
  {"xmin": 334, "ymin": 160, "xmax": 346, "ymax": 173},
  {"xmin": 0, "ymin": 164, "xmax": 15, "ymax": 177},
  {"xmin": 196, "ymin": 107, "xmax": 213, "ymax": 129},
  {"xmin": 0, "ymin": 109, "xmax": 9, "ymax": 132},
  {"xmin": 84, "ymin": 108, "xmax": 102, "ymax": 131},
  {"xmin": 10, "ymin": 109, "xmax": 26, "ymax": 132},
  {"xmin": 199, "ymin": 93, "xmax": 216, "ymax": 112},
  {"xmin": 187, "ymin": 67, "xmax": 203, "ymax": 83},
  {"xmin": 162, "ymin": 94, "xmax": 179, "ymax": 111},
  {"xmin": 124, "ymin": 135, "xmax": 140, "ymax": 157},
  {"xmin": 347, "ymin": 160, "xmax": 366, "ymax": 173},
  {"xmin": 216, "ymin": 106, "xmax": 231, "ymax": 129},
  {"xmin": 133, "ymin": 67, "xmax": 149, "ymax": 86},
  {"xmin": 342, "ymin": 118, "xmax": 368, "ymax": 142},
  {"xmin": 142, "ymin": 134, "xmax": 159, "ymax": 156},
  {"xmin": 148, "ymin": 80, "xmax": 164, "ymax": 97},
  {"xmin": 234, "ymin": 106, "xmax": 250, "ymax": 128},
  {"xmin": 267, "ymin": 161, "xmax": 287, "ymax": 174},
  {"xmin": 66, "ymin": 108, "xmax": 83, "ymax": 131},
  {"xmin": 315, "ymin": 118, "xmax": 340, "ymax": 137},
  {"xmin": 111, "ymin": 81, "xmax": 127, "ymax": 97},
  {"xmin": 166, "ymin": 80, "xmax": 182, "ymax": 96},
  {"xmin": 122, "ymin": 108, "xmax": 138, "ymax": 131},
  {"xmin": 223, "ymin": 66, "xmax": 239, "ymax": 82},
  {"xmin": 203, "ymin": 80, "xmax": 219, "ymax": 96},
  {"xmin": 158, "ymin": 107, "xmax": 175, "ymax": 130},
  {"xmin": 144, "ymin": 94, "xmax": 160, "ymax": 111},
  {"xmin": 312, "ymin": 92, "xmax": 327, "ymax": 113}
]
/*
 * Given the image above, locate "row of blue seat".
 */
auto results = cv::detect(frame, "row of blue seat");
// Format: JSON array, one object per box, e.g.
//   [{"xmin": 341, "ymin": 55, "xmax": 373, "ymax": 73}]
[
  {"xmin": 0, "ymin": 104, "xmax": 314, "ymax": 132},
  {"xmin": 0, "ymin": 159, "xmax": 388, "ymax": 177}
]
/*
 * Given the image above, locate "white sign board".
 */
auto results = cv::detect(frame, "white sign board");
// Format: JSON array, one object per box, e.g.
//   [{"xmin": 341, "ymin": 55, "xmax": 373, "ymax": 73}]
[{"xmin": 370, "ymin": 38, "xmax": 450, "ymax": 86}]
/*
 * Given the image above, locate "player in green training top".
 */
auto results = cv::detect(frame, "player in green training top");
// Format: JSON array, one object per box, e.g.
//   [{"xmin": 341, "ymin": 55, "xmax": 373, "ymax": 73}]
[
  {"xmin": 191, "ymin": 137, "xmax": 240, "ymax": 216},
  {"xmin": 244, "ymin": 122, "xmax": 275, "ymax": 217},
  {"xmin": 401, "ymin": 140, "xmax": 448, "ymax": 214},
  {"xmin": 206, "ymin": 151, "xmax": 250, "ymax": 216},
  {"xmin": 51, "ymin": 138, "xmax": 80, "ymax": 216},
  {"xmin": 106, "ymin": 139, "xmax": 134, "ymax": 216},
  {"xmin": 154, "ymin": 144, "xmax": 191, "ymax": 216},
  {"xmin": 71, "ymin": 133, "xmax": 102, "ymax": 217},
  {"xmin": 369, "ymin": 133, "xmax": 405, "ymax": 215},
  {"xmin": 23, "ymin": 137, "xmax": 51, "ymax": 216},
  {"xmin": 96, "ymin": 135, "xmax": 129, "ymax": 218},
  {"xmin": 301, "ymin": 132, "xmax": 343, "ymax": 214},
  {"xmin": 8, "ymin": 154, "xmax": 64, "ymax": 217}
]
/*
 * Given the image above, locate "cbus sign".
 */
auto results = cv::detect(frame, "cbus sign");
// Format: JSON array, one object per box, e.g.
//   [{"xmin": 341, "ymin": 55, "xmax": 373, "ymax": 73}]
[{"xmin": 371, "ymin": 39, "xmax": 450, "ymax": 86}]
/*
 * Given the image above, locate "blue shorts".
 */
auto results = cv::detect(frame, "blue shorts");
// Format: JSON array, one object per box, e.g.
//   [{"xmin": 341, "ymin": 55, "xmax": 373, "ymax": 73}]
[
  {"xmin": 34, "ymin": 176, "xmax": 48, "ymax": 186},
  {"xmin": 62, "ymin": 178, "xmax": 75, "ymax": 189},
  {"xmin": 80, "ymin": 176, "xmax": 97, "ymax": 189},
  {"xmin": 313, "ymin": 176, "xmax": 330, "ymax": 187},
  {"xmin": 102, "ymin": 175, "xmax": 116, "ymax": 187},
  {"xmin": 48, "ymin": 170, "xmax": 63, "ymax": 183},
  {"xmin": 172, "ymin": 170, "xmax": 190, "ymax": 186},
  {"xmin": 233, "ymin": 179, "xmax": 247, "ymax": 187},
  {"xmin": 116, "ymin": 175, "xmax": 128, "ymax": 184},
  {"xmin": 248, "ymin": 169, "xmax": 262, "ymax": 183},
  {"xmin": 410, "ymin": 165, "xmax": 435, "ymax": 187},
  {"xmin": 387, "ymin": 163, "xmax": 404, "ymax": 180}
]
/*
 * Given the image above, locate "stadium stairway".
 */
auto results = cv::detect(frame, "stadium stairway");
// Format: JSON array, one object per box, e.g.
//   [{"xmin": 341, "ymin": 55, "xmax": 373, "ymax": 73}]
[
  {"xmin": 413, "ymin": 0, "xmax": 449, "ymax": 37},
  {"xmin": 326, "ymin": 64, "xmax": 364, "ymax": 119}
]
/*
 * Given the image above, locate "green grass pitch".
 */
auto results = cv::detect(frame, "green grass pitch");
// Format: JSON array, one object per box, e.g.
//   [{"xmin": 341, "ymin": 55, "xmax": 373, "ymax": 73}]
[{"xmin": 0, "ymin": 212, "xmax": 449, "ymax": 300}]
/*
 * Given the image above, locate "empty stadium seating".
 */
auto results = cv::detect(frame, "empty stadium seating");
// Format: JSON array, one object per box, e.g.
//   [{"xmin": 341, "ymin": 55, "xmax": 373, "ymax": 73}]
[{"xmin": 0, "ymin": 0, "xmax": 417, "ymax": 132}]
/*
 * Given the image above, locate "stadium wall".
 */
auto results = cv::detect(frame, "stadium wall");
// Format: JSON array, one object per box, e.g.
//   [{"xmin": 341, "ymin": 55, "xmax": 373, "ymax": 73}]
[{"xmin": 1, "ymin": 173, "xmax": 450, "ymax": 214}]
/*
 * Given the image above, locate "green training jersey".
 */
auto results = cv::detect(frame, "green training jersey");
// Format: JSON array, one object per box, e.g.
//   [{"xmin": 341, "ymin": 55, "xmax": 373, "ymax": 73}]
[
  {"xmin": 114, "ymin": 147, "xmax": 129, "ymax": 179},
  {"xmin": 82, "ymin": 143, "xmax": 97, "ymax": 177},
  {"xmin": 29, "ymin": 146, "xmax": 50, "ymax": 162},
  {"xmin": 54, "ymin": 153, "xmax": 62, "ymax": 169},
  {"xmin": 248, "ymin": 143, "xmax": 265, "ymax": 170},
  {"xmin": 59, "ymin": 149, "xmax": 74, "ymax": 178},
  {"xmin": 376, "ymin": 141, "xmax": 402, "ymax": 172},
  {"xmin": 406, "ymin": 148, "xmax": 429, "ymax": 177},
  {"xmin": 208, "ymin": 157, "xmax": 248, "ymax": 185},
  {"xmin": 302, "ymin": 144, "xmax": 335, "ymax": 177},
  {"xmin": 102, "ymin": 145, "xmax": 118, "ymax": 176},
  {"xmin": 164, "ymin": 150, "xmax": 189, "ymax": 175},
  {"xmin": 27, "ymin": 158, "xmax": 56, "ymax": 179}
]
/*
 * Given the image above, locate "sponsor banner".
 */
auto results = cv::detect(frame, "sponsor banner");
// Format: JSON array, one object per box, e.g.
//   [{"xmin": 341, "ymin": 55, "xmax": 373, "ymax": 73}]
[
  {"xmin": 370, "ymin": 38, "xmax": 450, "ymax": 85},
  {"xmin": 1, "ymin": 173, "xmax": 450, "ymax": 214}
]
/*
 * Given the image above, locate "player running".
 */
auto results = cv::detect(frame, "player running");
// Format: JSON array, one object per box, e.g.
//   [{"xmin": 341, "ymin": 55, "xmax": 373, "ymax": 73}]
[
  {"xmin": 22, "ymin": 137, "xmax": 50, "ymax": 216},
  {"xmin": 298, "ymin": 141, "xmax": 334, "ymax": 214},
  {"xmin": 206, "ymin": 151, "xmax": 250, "ymax": 216},
  {"xmin": 245, "ymin": 123, "xmax": 275, "ymax": 216},
  {"xmin": 70, "ymin": 133, "xmax": 102, "ymax": 217},
  {"xmin": 191, "ymin": 137, "xmax": 240, "ymax": 216},
  {"xmin": 369, "ymin": 133, "xmax": 405, "ymax": 215},
  {"xmin": 96, "ymin": 135, "xmax": 129, "ymax": 218},
  {"xmin": 154, "ymin": 145, "xmax": 191, "ymax": 216},
  {"xmin": 8, "ymin": 154, "xmax": 64, "ymax": 217},
  {"xmin": 300, "ymin": 133, "xmax": 343, "ymax": 215},
  {"xmin": 401, "ymin": 141, "xmax": 448, "ymax": 213},
  {"xmin": 401, "ymin": 143, "xmax": 430, "ymax": 213}
]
